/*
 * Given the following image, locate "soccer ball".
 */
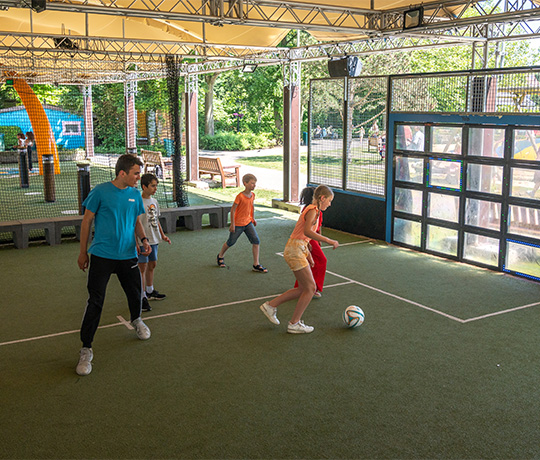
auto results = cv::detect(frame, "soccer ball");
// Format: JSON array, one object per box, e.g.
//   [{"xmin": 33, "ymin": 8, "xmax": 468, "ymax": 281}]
[{"xmin": 343, "ymin": 305, "xmax": 365, "ymax": 328}]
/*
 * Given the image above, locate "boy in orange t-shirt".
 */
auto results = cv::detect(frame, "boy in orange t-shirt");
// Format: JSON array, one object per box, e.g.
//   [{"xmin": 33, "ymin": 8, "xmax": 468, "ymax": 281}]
[{"xmin": 217, "ymin": 174, "xmax": 267, "ymax": 272}]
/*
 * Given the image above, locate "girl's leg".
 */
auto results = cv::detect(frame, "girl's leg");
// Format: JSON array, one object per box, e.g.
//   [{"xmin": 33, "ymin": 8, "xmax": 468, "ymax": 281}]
[{"xmin": 289, "ymin": 266, "xmax": 317, "ymax": 324}]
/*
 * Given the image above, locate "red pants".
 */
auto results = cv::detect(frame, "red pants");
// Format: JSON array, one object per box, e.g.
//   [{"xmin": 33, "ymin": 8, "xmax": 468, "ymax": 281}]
[{"xmin": 294, "ymin": 239, "xmax": 327, "ymax": 292}]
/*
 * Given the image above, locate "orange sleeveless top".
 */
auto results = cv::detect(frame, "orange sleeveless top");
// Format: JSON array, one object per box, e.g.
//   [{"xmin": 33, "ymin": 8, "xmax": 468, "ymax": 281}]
[{"xmin": 289, "ymin": 204, "xmax": 319, "ymax": 242}]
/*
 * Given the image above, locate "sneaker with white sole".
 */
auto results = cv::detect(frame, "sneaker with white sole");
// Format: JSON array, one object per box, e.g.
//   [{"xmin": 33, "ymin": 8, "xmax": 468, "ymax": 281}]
[
  {"xmin": 132, "ymin": 318, "xmax": 151, "ymax": 340},
  {"xmin": 76, "ymin": 347, "xmax": 93, "ymax": 376},
  {"xmin": 142, "ymin": 297, "xmax": 152, "ymax": 312},
  {"xmin": 259, "ymin": 302, "xmax": 279, "ymax": 325},
  {"xmin": 287, "ymin": 320, "xmax": 314, "ymax": 334},
  {"xmin": 147, "ymin": 289, "xmax": 166, "ymax": 301}
]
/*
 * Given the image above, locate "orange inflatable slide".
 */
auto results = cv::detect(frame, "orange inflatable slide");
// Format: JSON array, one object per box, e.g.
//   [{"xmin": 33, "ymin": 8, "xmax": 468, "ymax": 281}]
[{"xmin": 11, "ymin": 78, "xmax": 61, "ymax": 174}]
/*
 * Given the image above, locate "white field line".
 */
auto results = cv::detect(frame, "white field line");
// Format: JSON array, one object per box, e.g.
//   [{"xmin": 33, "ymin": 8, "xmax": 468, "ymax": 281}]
[
  {"xmin": 326, "ymin": 270, "xmax": 465, "ymax": 323},
  {"xmin": 461, "ymin": 301, "xmax": 540, "ymax": 323},
  {"xmin": 0, "ymin": 281, "xmax": 355, "ymax": 348}
]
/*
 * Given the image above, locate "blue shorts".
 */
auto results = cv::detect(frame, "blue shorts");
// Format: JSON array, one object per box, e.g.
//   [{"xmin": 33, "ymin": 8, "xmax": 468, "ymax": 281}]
[
  {"xmin": 138, "ymin": 244, "xmax": 158, "ymax": 264},
  {"xmin": 226, "ymin": 222, "xmax": 260, "ymax": 247}
]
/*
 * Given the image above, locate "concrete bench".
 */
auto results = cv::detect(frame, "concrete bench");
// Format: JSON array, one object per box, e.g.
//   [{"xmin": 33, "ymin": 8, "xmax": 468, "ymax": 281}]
[
  {"xmin": 53, "ymin": 215, "xmax": 85, "ymax": 244},
  {"xmin": 18, "ymin": 218, "xmax": 58, "ymax": 248},
  {"xmin": 159, "ymin": 205, "xmax": 225, "ymax": 233},
  {"xmin": 0, "ymin": 220, "xmax": 24, "ymax": 249}
]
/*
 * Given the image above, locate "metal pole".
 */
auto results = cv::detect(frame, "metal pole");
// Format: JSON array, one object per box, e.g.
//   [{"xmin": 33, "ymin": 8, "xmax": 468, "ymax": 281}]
[
  {"xmin": 43, "ymin": 154, "xmax": 56, "ymax": 202},
  {"xmin": 77, "ymin": 161, "xmax": 91, "ymax": 214},
  {"xmin": 18, "ymin": 148, "xmax": 29, "ymax": 188}
]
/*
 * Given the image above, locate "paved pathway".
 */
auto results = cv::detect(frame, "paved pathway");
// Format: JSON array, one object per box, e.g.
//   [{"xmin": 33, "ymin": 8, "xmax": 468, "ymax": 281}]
[{"xmin": 200, "ymin": 146, "xmax": 308, "ymax": 192}]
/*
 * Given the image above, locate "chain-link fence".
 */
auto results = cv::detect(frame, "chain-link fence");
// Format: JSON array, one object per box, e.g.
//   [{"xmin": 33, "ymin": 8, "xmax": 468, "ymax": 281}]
[{"xmin": 309, "ymin": 76, "xmax": 387, "ymax": 196}]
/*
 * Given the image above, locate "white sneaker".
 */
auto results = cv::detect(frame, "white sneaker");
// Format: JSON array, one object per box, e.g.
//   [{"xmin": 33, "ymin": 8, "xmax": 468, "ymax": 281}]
[
  {"xmin": 259, "ymin": 302, "xmax": 279, "ymax": 325},
  {"xmin": 287, "ymin": 320, "xmax": 314, "ymax": 334},
  {"xmin": 132, "ymin": 318, "xmax": 151, "ymax": 340},
  {"xmin": 76, "ymin": 347, "xmax": 93, "ymax": 376}
]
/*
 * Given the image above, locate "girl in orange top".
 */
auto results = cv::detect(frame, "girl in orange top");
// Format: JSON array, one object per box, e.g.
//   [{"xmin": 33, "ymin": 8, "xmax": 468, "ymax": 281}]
[{"xmin": 260, "ymin": 185, "xmax": 339, "ymax": 334}]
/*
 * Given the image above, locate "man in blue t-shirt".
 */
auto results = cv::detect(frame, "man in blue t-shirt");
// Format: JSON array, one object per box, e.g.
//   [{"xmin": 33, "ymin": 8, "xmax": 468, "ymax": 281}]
[{"xmin": 76, "ymin": 154, "xmax": 153, "ymax": 376}]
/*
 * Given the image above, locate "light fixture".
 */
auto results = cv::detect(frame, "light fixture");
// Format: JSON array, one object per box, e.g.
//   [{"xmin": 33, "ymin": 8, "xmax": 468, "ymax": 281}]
[
  {"xmin": 242, "ymin": 64, "xmax": 258, "ymax": 73},
  {"xmin": 403, "ymin": 7, "xmax": 424, "ymax": 30}
]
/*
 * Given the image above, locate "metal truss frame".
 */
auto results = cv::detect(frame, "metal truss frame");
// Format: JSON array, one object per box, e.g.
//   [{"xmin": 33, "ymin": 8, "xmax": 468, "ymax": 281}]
[{"xmin": 0, "ymin": 0, "xmax": 539, "ymax": 82}]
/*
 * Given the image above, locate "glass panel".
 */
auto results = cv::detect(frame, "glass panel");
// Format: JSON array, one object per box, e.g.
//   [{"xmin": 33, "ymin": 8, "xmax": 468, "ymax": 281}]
[
  {"xmin": 431, "ymin": 126, "xmax": 462, "ymax": 154},
  {"xmin": 469, "ymin": 128, "xmax": 505, "ymax": 158},
  {"xmin": 506, "ymin": 240, "xmax": 540, "ymax": 279},
  {"xmin": 428, "ymin": 159, "xmax": 462, "ymax": 190},
  {"xmin": 513, "ymin": 129, "xmax": 540, "ymax": 161},
  {"xmin": 466, "ymin": 164, "xmax": 503, "ymax": 195},
  {"xmin": 463, "ymin": 233, "xmax": 499, "ymax": 267},
  {"xmin": 395, "ymin": 187, "xmax": 423, "ymax": 215},
  {"xmin": 403, "ymin": 125, "xmax": 425, "ymax": 152},
  {"xmin": 395, "ymin": 155, "xmax": 423, "ymax": 184},
  {"xmin": 508, "ymin": 205, "xmax": 540, "ymax": 238},
  {"xmin": 428, "ymin": 192, "xmax": 459, "ymax": 222},
  {"xmin": 510, "ymin": 167, "xmax": 540, "ymax": 199},
  {"xmin": 395, "ymin": 124, "xmax": 413, "ymax": 151},
  {"xmin": 393, "ymin": 218, "xmax": 421, "ymax": 247},
  {"xmin": 465, "ymin": 198, "xmax": 501, "ymax": 231},
  {"xmin": 426, "ymin": 224, "xmax": 458, "ymax": 256}
]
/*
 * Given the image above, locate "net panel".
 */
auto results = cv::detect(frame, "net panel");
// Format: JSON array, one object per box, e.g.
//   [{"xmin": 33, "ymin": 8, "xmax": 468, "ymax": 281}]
[{"xmin": 309, "ymin": 78, "xmax": 344, "ymax": 189}]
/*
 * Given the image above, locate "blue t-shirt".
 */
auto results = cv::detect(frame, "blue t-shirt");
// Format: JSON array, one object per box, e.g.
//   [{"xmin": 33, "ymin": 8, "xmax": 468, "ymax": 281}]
[{"xmin": 83, "ymin": 182, "xmax": 145, "ymax": 260}]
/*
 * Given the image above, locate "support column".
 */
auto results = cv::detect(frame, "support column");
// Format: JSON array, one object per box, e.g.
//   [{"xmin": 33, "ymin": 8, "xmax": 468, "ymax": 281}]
[
  {"xmin": 124, "ymin": 78, "xmax": 138, "ymax": 154},
  {"xmin": 283, "ymin": 52, "xmax": 301, "ymax": 203},
  {"xmin": 185, "ymin": 69, "xmax": 199, "ymax": 182},
  {"xmin": 82, "ymin": 85, "xmax": 94, "ymax": 158}
]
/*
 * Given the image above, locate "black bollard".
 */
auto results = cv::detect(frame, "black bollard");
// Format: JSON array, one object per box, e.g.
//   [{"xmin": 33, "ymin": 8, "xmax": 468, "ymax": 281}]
[
  {"xmin": 77, "ymin": 161, "xmax": 91, "ymax": 214},
  {"xmin": 18, "ymin": 149, "xmax": 29, "ymax": 188},
  {"xmin": 43, "ymin": 154, "xmax": 56, "ymax": 202}
]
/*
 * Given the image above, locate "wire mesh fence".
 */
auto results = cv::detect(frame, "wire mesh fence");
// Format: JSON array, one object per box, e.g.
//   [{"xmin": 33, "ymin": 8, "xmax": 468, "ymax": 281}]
[
  {"xmin": 390, "ymin": 68, "xmax": 540, "ymax": 115},
  {"xmin": 309, "ymin": 76, "xmax": 386, "ymax": 196}
]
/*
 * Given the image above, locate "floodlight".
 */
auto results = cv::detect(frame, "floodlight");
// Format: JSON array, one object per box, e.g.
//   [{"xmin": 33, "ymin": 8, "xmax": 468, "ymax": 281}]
[
  {"xmin": 242, "ymin": 64, "xmax": 258, "ymax": 73},
  {"xmin": 403, "ymin": 7, "xmax": 424, "ymax": 29}
]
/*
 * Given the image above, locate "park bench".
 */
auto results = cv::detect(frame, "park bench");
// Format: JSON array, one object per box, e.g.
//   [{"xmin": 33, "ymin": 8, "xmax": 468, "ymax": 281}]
[
  {"xmin": 141, "ymin": 149, "xmax": 173, "ymax": 180},
  {"xmin": 199, "ymin": 157, "xmax": 240, "ymax": 189}
]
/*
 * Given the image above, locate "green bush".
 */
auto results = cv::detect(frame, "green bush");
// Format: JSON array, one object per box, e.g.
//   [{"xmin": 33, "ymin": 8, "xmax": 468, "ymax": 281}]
[
  {"xmin": 0, "ymin": 126, "xmax": 23, "ymax": 150},
  {"xmin": 199, "ymin": 131, "xmax": 275, "ymax": 151}
]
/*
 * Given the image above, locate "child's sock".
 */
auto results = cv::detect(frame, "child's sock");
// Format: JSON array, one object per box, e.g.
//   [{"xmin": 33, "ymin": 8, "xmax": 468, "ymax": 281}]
[{"xmin": 146, "ymin": 285, "xmax": 154, "ymax": 294}]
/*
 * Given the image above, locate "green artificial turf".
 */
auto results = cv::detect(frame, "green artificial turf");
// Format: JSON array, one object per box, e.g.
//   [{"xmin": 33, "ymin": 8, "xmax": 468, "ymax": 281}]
[{"xmin": 1, "ymin": 212, "xmax": 540, "ymax": 459}]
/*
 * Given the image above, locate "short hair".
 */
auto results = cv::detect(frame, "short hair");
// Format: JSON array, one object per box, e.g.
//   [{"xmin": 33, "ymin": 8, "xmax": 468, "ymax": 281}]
[
  {"xmin": 242, "ymin": 173, "xmax": 257, "ymax": 184},
  {"xmin": 141, "ymin": 173, "xmax": 158, "ymax": 188},
  {"xmin": 115, "ymin": 154, "xmax": 143, "ymax": 177}
]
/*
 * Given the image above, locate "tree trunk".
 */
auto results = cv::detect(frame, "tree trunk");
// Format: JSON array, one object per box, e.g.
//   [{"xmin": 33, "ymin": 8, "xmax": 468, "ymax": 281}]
[{"xmin": 204, "ymin": 73, "xmax": 219, "ymax": 136}]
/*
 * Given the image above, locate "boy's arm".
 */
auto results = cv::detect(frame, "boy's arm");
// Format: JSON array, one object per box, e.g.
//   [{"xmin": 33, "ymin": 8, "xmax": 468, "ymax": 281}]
[
  {"xmin": 251, "ymin": 199, "xmax": 256, "ymax": 226},
  {"xmin": 158, "ymin": 221, "xmax": 171, "ymax": 244},
  {"xmin": 78, "ymin": 209, "xmax": 95, "ymax": 271},
  {"xmin": 135, "ymin": 215, "xmax": 151, "ymax": 255}
]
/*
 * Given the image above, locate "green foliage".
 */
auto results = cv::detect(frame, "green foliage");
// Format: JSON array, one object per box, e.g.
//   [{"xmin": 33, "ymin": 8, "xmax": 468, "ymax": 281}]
[
  {"xmin": 0, "ymin": 125, "xmax": 22, "ymax": 149},
  {"xmin": 199, "ymin": 131, "xmax": 274, "ymax": 151},
  {"xmin": 91, "ymin": 83, "xmax": 126, "ymax": 149}
]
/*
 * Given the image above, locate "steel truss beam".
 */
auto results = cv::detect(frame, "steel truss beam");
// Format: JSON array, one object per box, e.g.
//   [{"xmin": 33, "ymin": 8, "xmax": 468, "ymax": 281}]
[{"xmin": 0, "ymin": 0, "xmax": 539, "ymax": 82}]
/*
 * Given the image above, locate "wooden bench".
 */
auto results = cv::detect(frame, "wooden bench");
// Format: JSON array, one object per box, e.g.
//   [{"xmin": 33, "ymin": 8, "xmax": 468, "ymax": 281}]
[
  {"xmin": 141, "ymin": 149, "xmax": 173, "ymax": 180},
  {"xmin": 199, "ymin": 157, "xmax": 240, "ymax": 188},
  {"xmin": 159, "ymin": 205, "xmax": 226, "ymax": 233}
]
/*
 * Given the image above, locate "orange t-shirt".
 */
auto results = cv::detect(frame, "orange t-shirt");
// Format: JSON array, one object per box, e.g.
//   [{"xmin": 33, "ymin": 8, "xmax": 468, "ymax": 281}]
[
  {"xmin": 289, "ymin": 204, "xmax": 319, "ymax": 241},
  {"xmin": 233, "ymin": 191, "xmax": 255, "ymax": 226}
]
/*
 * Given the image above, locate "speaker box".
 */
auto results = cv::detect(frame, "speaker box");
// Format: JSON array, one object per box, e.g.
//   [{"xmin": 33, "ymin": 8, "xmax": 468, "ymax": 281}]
[
  {"xmin": 31, "ymin": 0, "xmax": 46, "ymax": 13},
  {"xmin": 328, "ymin": 56, "xmax": 362, "ymax": 78}
]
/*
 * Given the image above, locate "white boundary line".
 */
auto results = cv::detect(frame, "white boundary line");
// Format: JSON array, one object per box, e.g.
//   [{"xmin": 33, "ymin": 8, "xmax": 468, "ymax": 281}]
[
  {"xmin": 326, "ymin": 270, "xmax": 465, "ymax": 323},
  {"xmin": 2, "ymin": 238, "xmax": 539, "ymax": 346}
]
